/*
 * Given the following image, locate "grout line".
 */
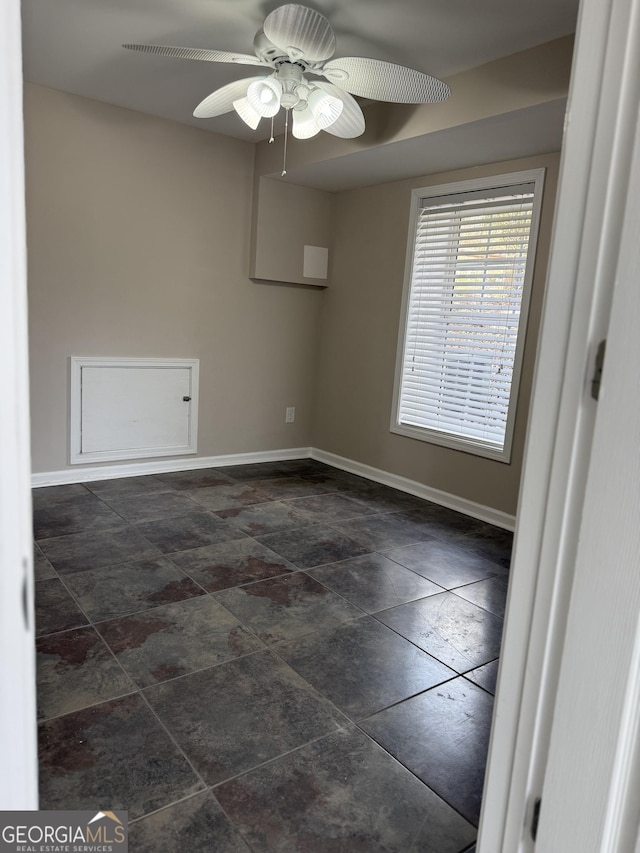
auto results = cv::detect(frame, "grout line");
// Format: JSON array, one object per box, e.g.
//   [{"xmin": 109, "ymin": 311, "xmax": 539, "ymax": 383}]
[
  {"xmin": 127, "ymin": 789, "xmax": 209, "ymax": 825},
  {"xmin": 353, "ymin": 720, "xmax": 482, "ymax": 831},
  {"xmin": 353, "ymin": 671, "xmax": 462, "ymax": 725},
  {"xmin": 135, "ymin": 688, "xmax": 211, "ymax": 794},
  {"xmin": 208, "ymin": 726, "xmax": 351, "ymax": 792}
]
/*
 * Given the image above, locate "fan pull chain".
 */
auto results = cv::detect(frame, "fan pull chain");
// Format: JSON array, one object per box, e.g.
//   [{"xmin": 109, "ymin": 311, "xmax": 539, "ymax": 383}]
[
  {"xmin": 269, "ymin": 116, "xmax": 274, "ymax": 144},
  {"xmin": 282, "ymin": 110, "xmax": 289, "ymax": 176}
]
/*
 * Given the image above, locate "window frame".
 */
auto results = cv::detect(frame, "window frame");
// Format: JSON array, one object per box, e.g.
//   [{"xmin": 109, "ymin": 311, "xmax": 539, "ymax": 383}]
[{"xmin": 391, "ymin": 168, "xmax": 546, "ymax": 463}]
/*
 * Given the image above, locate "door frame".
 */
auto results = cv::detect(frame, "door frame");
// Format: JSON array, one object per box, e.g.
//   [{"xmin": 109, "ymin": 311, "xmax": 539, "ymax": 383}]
[
  {"xmin": 535, "ymin": 65, "xmax": 640, "ymax": 848},
  {"xmin": 0, "ymin": 0, "xmax": 38, "ymax": 810},
  {"xmin": 478, "ymin": 0, "xmax": 640, "ymax": 848}
]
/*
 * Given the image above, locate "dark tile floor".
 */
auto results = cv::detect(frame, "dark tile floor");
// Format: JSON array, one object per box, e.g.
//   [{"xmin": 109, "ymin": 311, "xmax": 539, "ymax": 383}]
[{"xmin": 34, "ymin": 459, "xmax": 511, "ymax": 852}]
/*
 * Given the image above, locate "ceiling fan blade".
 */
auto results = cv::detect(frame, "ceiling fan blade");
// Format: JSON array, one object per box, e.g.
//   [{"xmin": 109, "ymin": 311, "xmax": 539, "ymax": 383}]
[
  {"xmin": 193, "ymin": 76, "xmax": 267, "ymax": 118},
  {"xmin": 321, "ymin": 57, "xmax": 450, "ymax": 103},
  {"xmin": 122, "ymin": 44, "xmax": 266, "ymax": 66},
  {"xmin": 312, "ymin": 82, "xmax": 365, "ymax": 138},
  {"xmin": 263, "ymin": 4, "xmax": 336, "ymax": 63}
]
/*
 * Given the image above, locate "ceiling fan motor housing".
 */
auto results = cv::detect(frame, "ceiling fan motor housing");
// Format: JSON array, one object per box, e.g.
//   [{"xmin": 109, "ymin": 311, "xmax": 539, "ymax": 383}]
[{"xmin": 275, "ymin": 61, "xmax": 309, "ymax": 109}]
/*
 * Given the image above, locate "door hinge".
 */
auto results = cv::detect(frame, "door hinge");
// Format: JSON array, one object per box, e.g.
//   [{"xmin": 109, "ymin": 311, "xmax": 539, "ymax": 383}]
[
  {"xmin": 531, "ymin": 796, "xmax": 542, "ymax": 842},
  {"xmin": 590, "ymin": 339, "xmax": 606, "ymax": 401}
]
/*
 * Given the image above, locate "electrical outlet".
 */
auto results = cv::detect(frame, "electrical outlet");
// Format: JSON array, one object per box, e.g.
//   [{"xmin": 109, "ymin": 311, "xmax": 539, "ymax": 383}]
[{"xmin": 285, "ymin": 406, "xmax": 296, "ymax": 423}]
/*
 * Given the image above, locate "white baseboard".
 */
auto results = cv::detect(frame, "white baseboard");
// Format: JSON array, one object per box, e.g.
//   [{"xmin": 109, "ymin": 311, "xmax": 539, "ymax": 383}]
[
  {"xmin": 31, "ymin": 444, "xmax": 515, "ymax": 531},
  {"xmin": 31, "ymin": 447, "xmax": 314, "ymax": 488},
  {"xmin": 310, "ymin": 448, "xmax": 516, "ymax": 531}
]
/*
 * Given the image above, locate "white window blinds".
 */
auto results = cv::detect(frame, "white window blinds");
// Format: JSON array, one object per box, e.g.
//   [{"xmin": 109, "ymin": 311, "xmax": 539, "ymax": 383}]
[{"xmin": 397, "ymin": 182, "xmax": 537, "ymax": 455}]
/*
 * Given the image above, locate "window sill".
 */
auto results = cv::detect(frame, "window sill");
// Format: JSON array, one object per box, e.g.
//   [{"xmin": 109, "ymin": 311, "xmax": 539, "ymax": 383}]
[{"xmin": 390, "ymin": 421, "xmax": 512, "ymax": 463}]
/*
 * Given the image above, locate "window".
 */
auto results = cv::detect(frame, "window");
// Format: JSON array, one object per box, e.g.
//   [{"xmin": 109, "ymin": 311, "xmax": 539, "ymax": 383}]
[{"xmin": 391, "ymin": 170, "xmax": 545, "ymax": 462}]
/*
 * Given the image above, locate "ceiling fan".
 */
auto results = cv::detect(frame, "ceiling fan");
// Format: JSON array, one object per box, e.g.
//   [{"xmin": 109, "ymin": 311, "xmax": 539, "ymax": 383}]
[{"xmin": 123, "ymin": 3, "xmax": 451, "ymax": 147}]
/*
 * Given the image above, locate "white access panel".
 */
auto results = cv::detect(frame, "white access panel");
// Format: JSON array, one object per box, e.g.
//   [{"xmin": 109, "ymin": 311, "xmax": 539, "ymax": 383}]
[{"xmin": 70, "ymin": 357, "xmax": 199, "ymax": 464}]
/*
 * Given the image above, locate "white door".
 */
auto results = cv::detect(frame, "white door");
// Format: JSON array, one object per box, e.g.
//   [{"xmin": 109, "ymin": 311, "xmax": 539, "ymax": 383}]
[{"xmin": 0, "ymin": 0, "xmax": 38, "ymax": 809}]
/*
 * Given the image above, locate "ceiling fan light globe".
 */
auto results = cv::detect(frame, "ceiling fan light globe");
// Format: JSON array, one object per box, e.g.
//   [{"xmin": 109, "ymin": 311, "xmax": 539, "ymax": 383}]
[
  {"xmin": 247, "ymin": 78, "xmax": 282, "ymax": 117},
  {"xmin": 232, "ymin": 97, "xmax": 261, "ymax": 129},
  {"xmin": 308, "ymin": 88, "xmax": 343, "ymax": 129},
  {"xmin": 292, "ymin": 107, "xmax": 321, "ymax": 139}
]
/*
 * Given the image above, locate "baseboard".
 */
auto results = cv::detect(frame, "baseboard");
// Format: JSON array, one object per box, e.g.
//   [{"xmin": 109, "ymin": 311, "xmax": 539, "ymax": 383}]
[
  {"xmin": 31, "ymin": 447, "xmax": 314, "ymax": 488},
  {"xmin": 310, "ymin": 448, "xmax": 516, "ymax": 531},
  {"xmin": 31, "ymin": 444, "xmax": 515, "ymax": 531}
]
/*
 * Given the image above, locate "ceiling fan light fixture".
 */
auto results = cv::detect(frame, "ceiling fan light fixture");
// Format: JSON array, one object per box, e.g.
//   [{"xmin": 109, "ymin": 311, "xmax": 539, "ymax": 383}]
[
  {"xmin": 308, "ymin": 88, "xmax": 343, "ymax": 129},
  {"xmin": 233, "ymin": 96, "xmax": 261, "ymax": 129},
  {"xmin": 247, "ymin": 77, "xmax": 282, "ymax": 117}
]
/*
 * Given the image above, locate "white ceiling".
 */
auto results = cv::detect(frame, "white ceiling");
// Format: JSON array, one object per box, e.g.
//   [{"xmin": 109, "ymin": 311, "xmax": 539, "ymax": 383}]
[{"xmin": 21, "ymin": 0, "xmax": 579, "ymax": 186}]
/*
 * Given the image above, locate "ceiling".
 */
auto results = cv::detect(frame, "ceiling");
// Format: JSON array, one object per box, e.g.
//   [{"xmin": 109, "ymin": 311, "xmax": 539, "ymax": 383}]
[{"xmin": 21, "ymin": 0, "xmax": 580, "ymax": 186}]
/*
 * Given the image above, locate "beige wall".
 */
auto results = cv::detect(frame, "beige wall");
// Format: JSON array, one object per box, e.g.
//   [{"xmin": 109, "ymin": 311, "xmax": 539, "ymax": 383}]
[
  {"xmin": 25, "ymin": 84, "xmax": 323, "ymax": 474},
  {"xmin": 24, "ymin": 83, "xmax": 559, "ymax": 516},
  {"xmin": 250, "ymin": 177, "xmax": 333, "ymax": 285},
  {"xmin": 312, "ymin": 153, "xmax": 560, "ymax": 516}
]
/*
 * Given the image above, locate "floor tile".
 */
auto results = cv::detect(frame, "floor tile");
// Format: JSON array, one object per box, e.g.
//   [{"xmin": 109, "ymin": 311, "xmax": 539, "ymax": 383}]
[
  {"xmin": 128, "ymin": 792, "xmax": 251, "ymax": 853},
  {"xmin": 135, "ymin": 512, "xmax": 246, "ymax": 553},
  {"xmin": 215, "ymin": 726, "xmax": 477, "ymax": 853},
  {"xmin": 310, "ymin": 552, "xmax": 443, "ymax": 613},
  {"xmin": 38, "ymin": 694, "xmax": 204, "ymax": 819},
  {"xmin": 214, "ymin": 572, "xmax": 362, "ymax": 645},
  {"xmin": 35, "ymin": 578, "xmax": 89, "ymax": 637},
  {"xmin": 384, "ymin": 538, "xmax": 507, "ymax": 588},
  {"xmin": 32, "ymin": 484, "xmax": 90, "ymax": 506},
  {"xmin": 215, "ymin": 501, "xmax": 315, "ymax": 536},
  {"xmin": 243, "ymin": 476, "xmax": 332, "ymax": 500},
  {"xmin": 63, "ymin": 556, "xmax": 204, "ymax": 622},
  {"xmin": 402, "ymin": 504, "xmax": 482, "ymax": 541},
  {"xmin": 33, "ymin": 493, "xmax": 125, "ymax": 540},
  {"xmin": 153, "ymin": 468, "xmax": 236, "ymax": 490},
  {"xmin": 299, "ymin": 468, "xmax": 368, "ymax": 492},
  {"xmin": 215, "ymin": 462, "xmax": 298, "ymax": 481},
  {"xmin": 459, "ymin": 522, "xmax": 514, "ymax": 568},
  {"xmin": 36, "ymin": 626, "xmax": 134, "ymax": 719},
  {"xmin": 103, "ymin": 491, "xmax": 201, "ymax": 524},
  {"xmin": 34, "ymin": 544, "xmax": 56, "ymax": 580},
  {"xmin": 331, "ymin": 512, "xmax": 436, "ymax": 550},
  {"xmin": 336, "ymin": 482, "xmax": 431, "ymax": 514},
  {"xmin": 377, "ymin": 592, "xmax": 504, "ymax": 672},
  {"xmin": 256, "ymin": 524, "xmax": 369, "ymax": 569},
  {"xmin": 97, "ymin": 596, "xmax": 263, "ymax": 687},
  {"xmin": 38, "ymin": 527, "xmax": 160, "ymax": 575},
  {"xmin": 465, "ymin": 660, "xmax": 500, "ymax": 695},
  {"xmin": 283, "ymin": 492, "xmax": 377, "ymax": 524},
  {"xmin": 186, "ymin": 483, "xmax": 270, "ymax": 512},
  {"xmin": 275, "ymin": 459, "xmax": 332, "ymax": 477},
  {"xmin": 169, "ymin": 538, "xmax": 297, "ymax": 592},
  {"xmin": 361, "ymin": 678, "xmax": 494, "ymax": 826},
  {"xmin": 84, "ymin": 475, "xmax": 172, "ymax": 499},
  {"xmin": 144, "ymin": 650, "xmax": 344, "ymax": 786},
  {"xmin": 277, "ymin": 617, "xmax": 455, "ymax": 719},
  {"xmin": 454, "ymin": 575, "xmax": 510, "ymax": 618}
]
